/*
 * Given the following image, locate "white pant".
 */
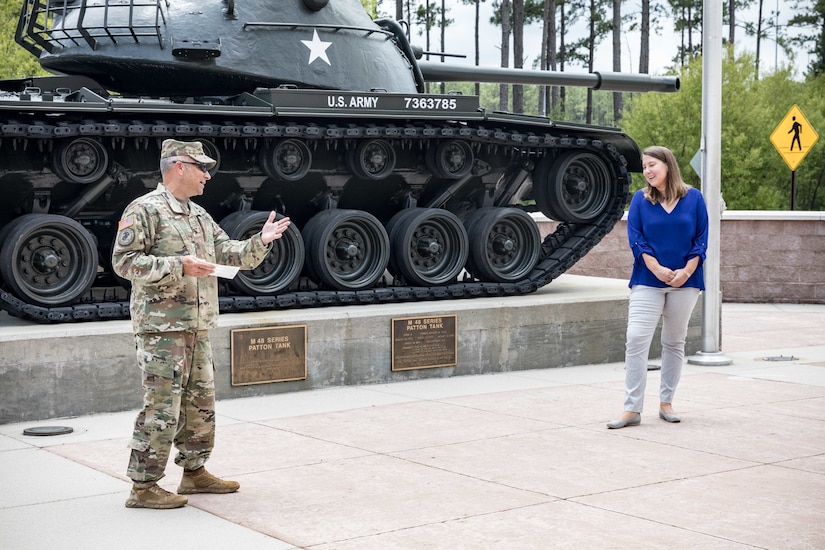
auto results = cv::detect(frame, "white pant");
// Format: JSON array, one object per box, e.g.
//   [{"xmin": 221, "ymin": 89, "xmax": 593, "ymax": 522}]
[{"xmin": 623, "ymin": 285, "xmax": 701, "ymax": 412}]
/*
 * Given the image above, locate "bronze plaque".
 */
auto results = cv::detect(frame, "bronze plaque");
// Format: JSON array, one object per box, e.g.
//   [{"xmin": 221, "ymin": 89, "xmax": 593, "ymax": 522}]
[
  {"xmin": 392, "ymin": 315, "xmax": 457, "ymax": 371},
  {"xmin": 230, "ymin": 325, "xmax": 307, "ymax": 385}
]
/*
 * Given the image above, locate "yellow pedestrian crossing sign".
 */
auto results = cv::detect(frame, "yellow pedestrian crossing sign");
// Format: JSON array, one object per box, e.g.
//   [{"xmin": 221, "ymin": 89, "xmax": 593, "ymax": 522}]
[{"xmin": 770, "ymin": 104, "xmax": 818, "ymax": 171}]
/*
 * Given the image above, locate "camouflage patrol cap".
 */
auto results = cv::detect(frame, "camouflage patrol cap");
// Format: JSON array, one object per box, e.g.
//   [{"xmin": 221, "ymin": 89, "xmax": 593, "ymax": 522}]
[{"xmin": 160, "ymin": 139, "xmax": 217, "ymax": 169}]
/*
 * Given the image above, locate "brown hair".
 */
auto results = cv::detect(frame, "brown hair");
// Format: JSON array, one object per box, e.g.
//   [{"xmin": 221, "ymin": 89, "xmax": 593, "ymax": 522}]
[{"xmin": 641, "ymin": 145, "xmax": 688, "ymax": 204}]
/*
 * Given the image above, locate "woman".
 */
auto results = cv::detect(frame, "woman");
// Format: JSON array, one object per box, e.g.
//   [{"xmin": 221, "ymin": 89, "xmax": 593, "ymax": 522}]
[{"xmin": 608, "ymin": 145, "xmax": 708, "ymax": 429}]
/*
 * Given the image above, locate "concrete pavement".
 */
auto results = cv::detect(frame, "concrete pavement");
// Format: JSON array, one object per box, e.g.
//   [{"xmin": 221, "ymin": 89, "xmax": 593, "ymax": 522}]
[{"xmin": 1, "ymin": 302, "xmax": 824, "ymax": 549}]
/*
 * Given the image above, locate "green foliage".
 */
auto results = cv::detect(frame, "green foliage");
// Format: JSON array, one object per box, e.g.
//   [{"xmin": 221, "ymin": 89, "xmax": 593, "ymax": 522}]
[
  {"xmin": 0, "ymin": 2, "xmax": 46, "ymax": 79},
  {"xmin": 620, "ymin": 63, "xmax": 702, "ymax": 184},
  {"xmin": 621, "ymin": 49, "xmax": 825, "ymax": 210},
  {"xmin": 788, "ymin": 0, "xmax": 825, "ymax": 77},
  {"xmin": 488, "ymin": 0, "xmax": 546, "ymax": 24},
  {"xmin": 361, "ymin": 0, "xmax": 380, "ymax": 18},
  {"xmin": 414, "ymin": 2, "xmax": 454, "ymax": 35},
  {"xmin": 790, "ymin": 74, "xmax": 825, "ymax": 209}
]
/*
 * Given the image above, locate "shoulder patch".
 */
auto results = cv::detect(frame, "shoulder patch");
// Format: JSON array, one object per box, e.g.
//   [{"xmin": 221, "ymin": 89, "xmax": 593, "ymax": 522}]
[
  {"xmin": 118, "ymin": 217, "xmax": 134, "ymax": 230},
  {"xmin": 117, "ymin": 227, "xmax": 136, "ymax": 247}
]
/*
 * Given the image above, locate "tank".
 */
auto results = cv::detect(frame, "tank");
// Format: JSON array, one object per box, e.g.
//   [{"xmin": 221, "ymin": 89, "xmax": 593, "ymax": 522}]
[{"xmin": 0, "ymin": 0, "xmax": 679, "ymax": 323}]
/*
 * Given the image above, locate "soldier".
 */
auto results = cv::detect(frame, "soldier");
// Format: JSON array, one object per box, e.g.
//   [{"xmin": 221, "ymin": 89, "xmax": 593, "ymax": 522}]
[{"xmin": 112, "ymin": 139, "xmax": 291, "ymax": 509}]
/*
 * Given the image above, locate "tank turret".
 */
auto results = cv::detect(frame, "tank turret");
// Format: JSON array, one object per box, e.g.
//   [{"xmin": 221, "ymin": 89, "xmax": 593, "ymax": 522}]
[
  {"xmin": 15, "ymin": 0, "xmax": 677, "ymax": 96},
  {"xmin": 16, "ymin": 0, "xmax": 423, "ymax": 95},
  {"xmin": 1, "ymin": 0, "xmax": 678, "ymax": 323}
]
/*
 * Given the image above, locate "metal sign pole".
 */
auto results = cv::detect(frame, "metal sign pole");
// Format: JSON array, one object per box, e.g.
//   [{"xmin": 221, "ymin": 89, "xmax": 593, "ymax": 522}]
[
  {"xmin": 689, "ymin": 0, "xmax": 731, "ymax": 366},
  {"xmin": 791, "ymin": 170, "xmax": 797, "ymax": 210}
]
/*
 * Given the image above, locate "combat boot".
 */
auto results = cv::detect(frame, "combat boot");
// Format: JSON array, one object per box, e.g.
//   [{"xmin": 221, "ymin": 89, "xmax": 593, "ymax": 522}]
[
  {"xmin": 125, "ymin": 483, "xmax": 188, "ymax": 509},
  {"xmin": 177, "ymin": 467, "xmax": 240, "ymax": 494}
]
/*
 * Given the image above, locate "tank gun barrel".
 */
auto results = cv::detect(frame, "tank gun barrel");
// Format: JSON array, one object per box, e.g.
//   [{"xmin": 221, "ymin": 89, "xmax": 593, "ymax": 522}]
[{"xmin": 418, "ymin": 62, "xmax": 680, "ymax": 93}]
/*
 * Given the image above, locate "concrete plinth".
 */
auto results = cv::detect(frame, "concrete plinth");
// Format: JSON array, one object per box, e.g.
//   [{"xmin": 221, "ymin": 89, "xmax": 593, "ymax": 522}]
[{"xmin": 0, "ymin": 275, "xmax": 703, "ymax": 424}]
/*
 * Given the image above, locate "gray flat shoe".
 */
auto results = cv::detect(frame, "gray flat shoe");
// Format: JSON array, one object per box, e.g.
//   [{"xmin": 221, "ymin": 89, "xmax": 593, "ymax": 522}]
[
  {"xmin": 659, "ymin": 409, "xmax": 681, "ymax": 423},
  {"xmin": 607, "ymin": 413, "xmax": 641, "ymax": 429}
]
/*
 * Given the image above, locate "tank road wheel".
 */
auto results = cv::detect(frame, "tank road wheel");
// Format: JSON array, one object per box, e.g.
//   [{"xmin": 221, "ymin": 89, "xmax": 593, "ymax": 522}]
[
  {"xmin": 51, "ymin": 137, "xmax": 109, "ymax": 184},
  {"xmin": 347, "ymin": 139, "xmax": 396, "ymax": 180},
  {"xmin": 303, "ymin": 209, "xmax": 390, "ymax": 290},
  {"xmin": 530, "ymin": 156, "xmax": 562, "ymax": 221},
  {"xmin": 533, "ymin": 152, "xmax": 612, "ymax": 223},
  {"xmin": 386, "ymin": 208, "xmax": 468, "ymax": 286},
  {"xmin": 464, "ymin": 207, "xmax": 540, "ymax": 283},
  {"xmin": 261, "ymin": 139, "xmax": 312, "ymax": 181},
  {"xmin": 426, "ymin": 139, "xmax": 474, "ymax": 179},
  {"xmin": 0, "ymin": 214, "xmax": 98, "ymax": 306},
  {"xmin": 219, "ymin": 211, "xmax": 304, "ymax": 295}
]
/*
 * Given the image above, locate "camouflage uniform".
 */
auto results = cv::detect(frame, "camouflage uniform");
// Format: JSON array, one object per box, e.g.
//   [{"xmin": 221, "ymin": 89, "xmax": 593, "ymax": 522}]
[{"xmin": 113, "ymin": 178, "xmax": 270, "ymax": 484}]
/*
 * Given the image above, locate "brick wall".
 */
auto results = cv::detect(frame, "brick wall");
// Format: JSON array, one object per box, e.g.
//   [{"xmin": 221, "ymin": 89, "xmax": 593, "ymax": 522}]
[{"xmin": 536, "ymin": 211, "xmax": 825, "ymax": 304}]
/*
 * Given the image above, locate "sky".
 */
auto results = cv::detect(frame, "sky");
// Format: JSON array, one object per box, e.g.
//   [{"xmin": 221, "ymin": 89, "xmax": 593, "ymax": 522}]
[{"xmin": 391, "ymin": 1, "xmax": 808, "ymax": 79}]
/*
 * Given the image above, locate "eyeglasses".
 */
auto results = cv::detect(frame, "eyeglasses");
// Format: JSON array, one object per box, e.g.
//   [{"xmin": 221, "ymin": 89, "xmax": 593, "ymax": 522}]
[{"xmin": 177, "ymin": 160, "xmax": 209, "ymax": 173}]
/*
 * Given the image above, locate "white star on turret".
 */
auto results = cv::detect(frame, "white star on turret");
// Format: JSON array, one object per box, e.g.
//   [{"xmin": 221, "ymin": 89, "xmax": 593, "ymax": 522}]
[{"xmin": 301, "ymin": 30, "xmax": 332, "ymax": 66}]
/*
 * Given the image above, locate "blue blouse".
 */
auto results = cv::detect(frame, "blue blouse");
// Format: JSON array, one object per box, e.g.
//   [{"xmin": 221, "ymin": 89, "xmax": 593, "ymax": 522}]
[{"xmin": 627, "ymin": 187, "xmax": 709, "ymax": 290}]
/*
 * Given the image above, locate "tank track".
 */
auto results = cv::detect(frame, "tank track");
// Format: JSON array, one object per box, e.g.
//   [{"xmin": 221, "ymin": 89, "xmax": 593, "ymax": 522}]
[{"xmin": 0, "ymin": 118, "xmax": 628, "ymax": 323}]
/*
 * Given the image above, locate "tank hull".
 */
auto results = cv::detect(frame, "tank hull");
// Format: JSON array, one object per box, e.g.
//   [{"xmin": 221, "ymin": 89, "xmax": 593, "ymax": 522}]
[{"xmin": 0, "ymin": 80, "xmax": 635, "ymax": 322}]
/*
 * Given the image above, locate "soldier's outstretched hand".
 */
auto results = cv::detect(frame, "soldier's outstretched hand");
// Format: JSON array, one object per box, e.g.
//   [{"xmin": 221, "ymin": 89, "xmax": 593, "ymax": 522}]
[{"xmin": 261, "ymin": 211, "xmax": 291, "ymax": 245}]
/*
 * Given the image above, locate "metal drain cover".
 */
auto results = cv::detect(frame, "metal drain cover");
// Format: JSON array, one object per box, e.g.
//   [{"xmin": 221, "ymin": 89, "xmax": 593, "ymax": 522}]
[
  {"xmin": 762, "ymin": 355, "xmax": 798, "ymax": 362},
  {"xmin": 23, "ymin": 426, "xmax": 74, "ymax": 436}
]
